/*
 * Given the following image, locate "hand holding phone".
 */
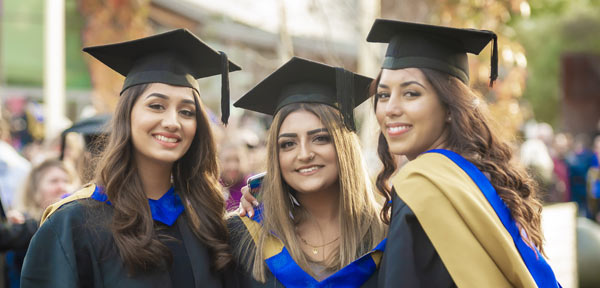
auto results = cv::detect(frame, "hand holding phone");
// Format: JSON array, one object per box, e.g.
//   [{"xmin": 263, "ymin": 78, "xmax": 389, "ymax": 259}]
[
  {"xmin": 239, "ymin": 172, "xmax": 265, "ymax": 218},
  {"xmin": 247, "ymin": 172, "xmax": 266, "ymax": 190}
]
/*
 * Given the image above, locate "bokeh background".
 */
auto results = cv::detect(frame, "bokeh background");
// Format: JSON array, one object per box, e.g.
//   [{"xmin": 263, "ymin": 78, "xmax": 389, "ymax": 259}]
[{"xmin": 1, "ymin": 0, "xmax": 600, "ymax": 287}]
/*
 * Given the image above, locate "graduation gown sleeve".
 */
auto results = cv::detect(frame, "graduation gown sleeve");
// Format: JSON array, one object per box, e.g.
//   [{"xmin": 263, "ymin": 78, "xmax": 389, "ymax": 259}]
[
  {"xmin": 21, "ymin": 201, "xmax": 91, "ymax": 288},
  {"xmin": 227, "ymin": 215, "xmax": 284, "ymax": 288},
  {"xmin": 0, "ymin": 218, "xmax": 38, "ymax": 251}
]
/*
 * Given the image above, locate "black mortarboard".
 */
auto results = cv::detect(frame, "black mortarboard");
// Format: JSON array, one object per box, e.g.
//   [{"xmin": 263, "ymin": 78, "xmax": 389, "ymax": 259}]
[
  {"xmin": 367, "ymin": 19, "xmax": 498, "ymax": 86},
  {"xmin": 60, "ymin": 114, "xmax": 111, "ymax": 159},
  {"xmin": 83, "ymin": 29, "xmax": 241, "ymax": 124},
  {"xmin": 233, "ymin": 57, "xmax": 373, "ymax": 131}
]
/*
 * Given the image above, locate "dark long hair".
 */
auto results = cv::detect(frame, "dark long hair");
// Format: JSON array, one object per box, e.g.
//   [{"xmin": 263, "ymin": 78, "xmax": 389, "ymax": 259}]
[
  {"xmin": 372, "ymin": 69, "xmax": 545, "ymax": 254},
  {"xmin": 94, "ymin": 83, "xmax": 231, "ymax": 274}
]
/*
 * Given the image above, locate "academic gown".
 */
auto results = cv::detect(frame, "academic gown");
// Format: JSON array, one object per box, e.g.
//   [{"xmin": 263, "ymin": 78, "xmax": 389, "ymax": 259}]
[
  {"xmin": 377, "ymin": 191, "xmax": 455, "ymax": 288},
  {"xmin": 379, "ymin": 149, "xmax": 560, "ymax": 288},
  {"xmin": 228, "ymin": 214, "xmax": 384, "ymax": 288},
  {"xmin": 21, "ymin": 184, "xmax": 237, "ymax": 288}
]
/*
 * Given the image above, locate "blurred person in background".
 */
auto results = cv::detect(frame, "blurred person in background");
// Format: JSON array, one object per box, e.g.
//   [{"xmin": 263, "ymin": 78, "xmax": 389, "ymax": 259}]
[
  {"xmin": 0, "ymin": 108, "xmax": 31, "ymax": 211},
  {"xmin": 520, "ymin": 122, "xmax": 555, "ymax": 202},
  {"xmin": 587, "ymin": 135, "xmax": 600, "ymax": 222},
  {"xmin": 16, "ymin": 159, "xmax": 73, "ymax": 221},
  {"xmin": 219, "ymin": 141, "xmax": 251, "ymax": 211},
  {"xmin": 567, "ymin": 134, "xmax": 596, "ymax": 217},
  {"xmin": 61, "ymin": 132, "xmax": 86, "ymax": 186},
  {"xmin": 3, "ymin": 159, "xmax": 74, "ymax": 288},
  {"xmin": 551, "ymin": 133, "xmax": 572, "ymax": 202}
]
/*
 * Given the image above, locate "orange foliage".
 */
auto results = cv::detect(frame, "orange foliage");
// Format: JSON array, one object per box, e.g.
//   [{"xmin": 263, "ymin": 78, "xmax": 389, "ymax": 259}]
[{"xmin": 77, "ymin": 0, "xmax": 152, "ymax": 113}]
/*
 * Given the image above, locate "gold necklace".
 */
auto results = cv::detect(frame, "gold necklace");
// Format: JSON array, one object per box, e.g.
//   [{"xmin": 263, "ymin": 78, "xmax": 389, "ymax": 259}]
[{"xmin": 298, "ymin": 235, "xmax": 340, "ymax": 255}]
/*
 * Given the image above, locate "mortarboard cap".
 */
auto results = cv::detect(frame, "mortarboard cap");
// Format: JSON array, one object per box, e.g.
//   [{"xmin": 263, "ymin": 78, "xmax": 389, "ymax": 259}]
[
  {"xmin": 60, "ymin": 114, "xmax": 111, "ymax": 159},
  {"xmin": 367, "ymin": 19, "xmax": 498, "ymax": 86},
  {"xmin": 83, "ymin": 29, "xmax": 241, "ymax": 124},
  {"xmin": 233, "ymin": 57, "xmax": 373, "ymax": 131}
]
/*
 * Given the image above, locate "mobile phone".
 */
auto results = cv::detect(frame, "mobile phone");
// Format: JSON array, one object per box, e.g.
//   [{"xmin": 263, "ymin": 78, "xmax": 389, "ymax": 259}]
[{"xmin": 247, "ymin": 172, "xmax": 266, "ymax": 190}]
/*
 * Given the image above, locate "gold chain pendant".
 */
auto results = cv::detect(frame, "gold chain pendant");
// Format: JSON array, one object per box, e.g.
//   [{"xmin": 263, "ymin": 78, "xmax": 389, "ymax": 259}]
[{"xmin": 312, "ymin": 248, "xmax": 318, "ymax": 255}]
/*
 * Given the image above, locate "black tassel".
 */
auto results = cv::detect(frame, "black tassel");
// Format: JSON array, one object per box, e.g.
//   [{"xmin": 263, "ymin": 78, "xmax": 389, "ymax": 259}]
[
  {"xmin": 335, "ymin": 67, "xmax": 355, "ymax": 131},
  {"xmin": 219, "ymin": 51, "xmax": 230, "ymax": 125},
  {"xmin": 489, "ymin": 33, "xmax": 498, "ymax": 87}
]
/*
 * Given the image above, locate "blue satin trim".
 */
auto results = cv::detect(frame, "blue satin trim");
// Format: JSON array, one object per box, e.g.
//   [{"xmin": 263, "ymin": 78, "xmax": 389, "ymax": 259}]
[
  {"xmin": 90, "ymin": 185, "xmax": 184, "ymax": 226},
  {"xmin": 247, "ymin": 206, "xmax": 386, "ymax": 287},
  {"xmin": 266, "ymin": 239, "xmax": 386, "ymax": 288},
  {"xmin": 426, "ymin": 149, "xmax": 560, "ymax": 288}
]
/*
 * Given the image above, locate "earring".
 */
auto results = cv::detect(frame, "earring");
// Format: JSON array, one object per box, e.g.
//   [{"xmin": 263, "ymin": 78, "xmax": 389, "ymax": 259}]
[
  {"xmin": 446, "ymin": 116, "xmax": 452, "ymax": 122},
  {"xmin": 289, "ymin": 193, "xmax": 300, "ymax": 206}
]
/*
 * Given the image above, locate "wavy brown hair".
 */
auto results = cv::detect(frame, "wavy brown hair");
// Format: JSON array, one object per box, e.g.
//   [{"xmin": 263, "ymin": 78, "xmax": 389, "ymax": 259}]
[
  {"xmin": 239, "ymin": 103, "xmax": 386, "ymax": 282},
  {"xmin": 372, "ymin": 68, "xmax": 545, "ymax": 254},
  {"xmin": 94, "ymin": 83, "xmax": 231, "ymax": 274}
]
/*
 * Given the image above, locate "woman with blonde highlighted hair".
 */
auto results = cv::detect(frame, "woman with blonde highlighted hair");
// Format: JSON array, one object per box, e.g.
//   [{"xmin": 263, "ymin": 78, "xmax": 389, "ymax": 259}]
[{"xmin": 231, "ymin": 57, "xmax": 386, "ymax": 287}]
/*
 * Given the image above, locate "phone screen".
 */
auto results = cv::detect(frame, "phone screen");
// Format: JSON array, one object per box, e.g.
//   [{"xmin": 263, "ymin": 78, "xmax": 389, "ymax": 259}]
[{"xmin": 247, "ymin": 172, "xmax": 266, "ymax": 189}]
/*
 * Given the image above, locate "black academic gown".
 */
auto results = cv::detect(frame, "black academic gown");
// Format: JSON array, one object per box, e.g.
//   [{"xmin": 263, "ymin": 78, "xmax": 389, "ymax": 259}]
[
  {"xmin": 21, "ymin": 199, "xmax": 236, "ymax": 288},
  {"xmin": 377, "ymin": 191, "xmax": 455, "ymax": 288},
  {"xmin": 0, "ymin": 218, "xmax": 38, "ymax": 251},
  {"xmin": 227, "ymin": 216, "xmax": 379, "ymax": 288}
]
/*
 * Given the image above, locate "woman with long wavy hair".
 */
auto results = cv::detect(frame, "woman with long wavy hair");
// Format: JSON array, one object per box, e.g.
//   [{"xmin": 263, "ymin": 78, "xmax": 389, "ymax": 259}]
[
  {"xmin": 230, "ymin": 57, "xmax": 386, "ymax": 287},
  {"xmin": 21, "ymin": 29, "xmax": 241, "ymax": 288},
  {"xmin": 367, "ymin": 19, "xmax": 560, "ymax": 287}
]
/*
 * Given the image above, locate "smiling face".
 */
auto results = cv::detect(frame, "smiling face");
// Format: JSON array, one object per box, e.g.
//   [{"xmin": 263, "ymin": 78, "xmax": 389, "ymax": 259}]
[
  {"xmin": 277, "ymin": 110, "xmax": 339, "ymax": 195},
  {"xmin": 375, "ymin": 68, "xmax": 449, "ymax": 160},
  {"xmin": 130, "ymin": 83, "xmax": 197, "ymax": 166}
]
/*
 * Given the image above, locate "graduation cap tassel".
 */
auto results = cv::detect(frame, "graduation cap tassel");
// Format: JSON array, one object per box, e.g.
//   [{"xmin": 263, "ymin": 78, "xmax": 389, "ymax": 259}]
[
  {"xmin": 335, "ymin": 67, "xmax": 356, "ymax": 131},
  {"xmin": 489, "ymin": 34, "xmax": 498, "ymax": 87},
  {"xmin": 219, "ymin": 51, "xmax": 230, "ymax": 125}
]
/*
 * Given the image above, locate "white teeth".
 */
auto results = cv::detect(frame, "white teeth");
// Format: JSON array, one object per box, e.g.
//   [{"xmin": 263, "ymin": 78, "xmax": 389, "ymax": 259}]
[
  {"xmin": 154, "ymin": 135, "xmax": 178, "ymax": 143},
  {"xmin": 388, "ymin": 125, "xmax": 410, "ymax": 133},
  {"xmin": 298, "ymin": 166, "xmax": 319, "ymax": 173}
]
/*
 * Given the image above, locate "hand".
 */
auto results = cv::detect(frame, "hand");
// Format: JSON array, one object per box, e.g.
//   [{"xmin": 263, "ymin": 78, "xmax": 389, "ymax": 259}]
[
  {"xmin": 238, "ymin": 185, "xmax": 259, "ymax": 218},
  {"xmin": 7, "ymin": 210, "xmax": 25, "ymax": 224}
]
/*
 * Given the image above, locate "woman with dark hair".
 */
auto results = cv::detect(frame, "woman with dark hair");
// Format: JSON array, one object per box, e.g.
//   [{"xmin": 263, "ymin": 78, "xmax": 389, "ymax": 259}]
[
  {"xmin": 230, "ymin": 57, "xmax": 386, "ymax": 287},
  {"xmin": 367, "ymin": 19, "xmax": 560, "ymax": 287},
  {"xmin": 20, "ymin": 29, "xmax": 241, "ymax": 288}
]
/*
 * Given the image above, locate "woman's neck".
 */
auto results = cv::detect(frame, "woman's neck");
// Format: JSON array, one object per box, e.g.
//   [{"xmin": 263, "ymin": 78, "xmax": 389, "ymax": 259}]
[
  {"xmin": 294, "ymin": 185, "xmax": 341, "ymax": 263},
  {"xmin": 296, "ymin": 185, "xmax": 340, "ymax": 231},
  {"xmin": 134, "ymin": 155, "xmax": 173, "ymax": 200}
]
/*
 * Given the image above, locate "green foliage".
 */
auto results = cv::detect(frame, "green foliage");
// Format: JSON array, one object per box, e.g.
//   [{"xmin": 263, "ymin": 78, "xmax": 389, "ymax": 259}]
[
  {"xmin": 0, "ymin": 0, "xmax": 91, "ymax": 88},
  {"xmin": 515, "ymin": 0, "xmax": 600, "ymax": 126}
]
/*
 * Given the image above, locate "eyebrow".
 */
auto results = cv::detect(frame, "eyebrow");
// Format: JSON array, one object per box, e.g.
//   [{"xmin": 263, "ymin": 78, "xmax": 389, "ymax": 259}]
[
  {"xmin": 307, "ymin": 128, "xmax": 328, "ymax": 135},
  {"xmin": 278, "ymin": 128, "xmax": 328, "ymax": 139},
  {"xmin": 378, "ymin": 81, "xmax": 426, "ymax": 89},
  {"xmin": 145, "ymin": 93, "xmax": 196, "ymax": 105}
]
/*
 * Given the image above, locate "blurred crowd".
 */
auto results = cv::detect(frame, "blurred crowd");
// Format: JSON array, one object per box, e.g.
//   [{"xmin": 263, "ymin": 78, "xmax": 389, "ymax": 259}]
[
  {"xmin": 518, "ymin": 121, "xmax": 600, "ymax": 221},
  {"xmin": 0, "ymin": 96, "xmax": 599, "ymax": 287}
]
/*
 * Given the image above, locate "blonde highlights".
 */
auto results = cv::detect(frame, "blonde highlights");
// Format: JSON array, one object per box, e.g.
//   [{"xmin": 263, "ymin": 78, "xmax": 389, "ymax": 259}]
[{"xmin": 241, "ymin": 103, "xmax": 385, "ymax": 282}]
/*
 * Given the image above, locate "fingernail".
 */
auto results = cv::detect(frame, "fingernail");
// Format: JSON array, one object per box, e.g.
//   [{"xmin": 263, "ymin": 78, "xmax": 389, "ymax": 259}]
[
  {"xmin": 249, "ymin": 211, "xmax": 254, "ymax": 218},
  {"xmin": 253, "ymin": 201, "xmax": 259, "ymax": 207}
]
